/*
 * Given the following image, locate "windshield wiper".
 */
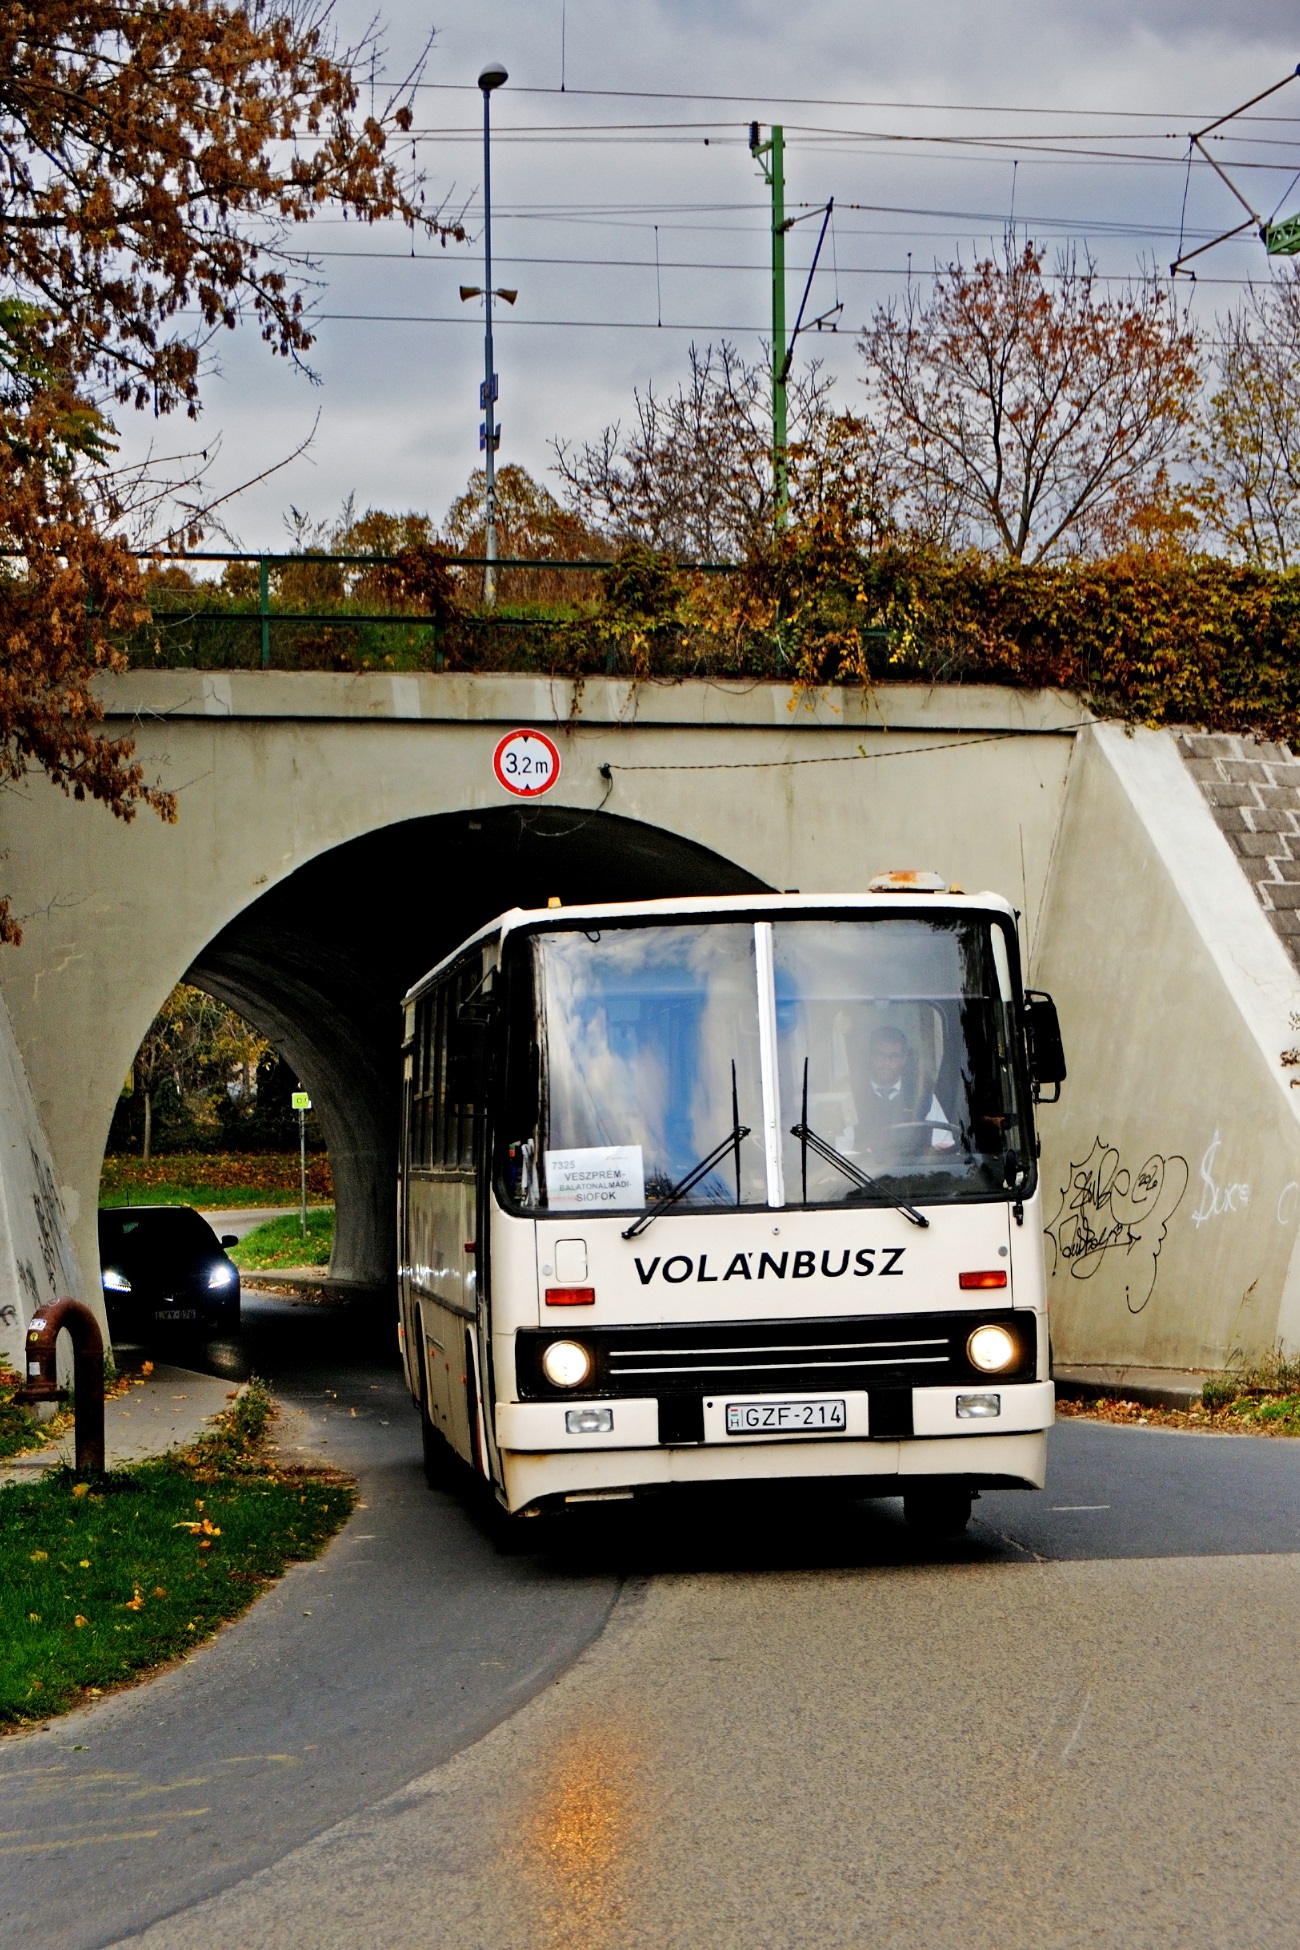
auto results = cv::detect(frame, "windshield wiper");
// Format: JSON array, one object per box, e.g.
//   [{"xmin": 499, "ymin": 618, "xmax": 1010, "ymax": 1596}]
[
  {"xmin": 790, "ymin": 1121, "xmax": 929, "ymax": 1228},
  {"xmin": 791, "ymin": 1060, "xmax": 929, "ymax": 1228},
  {"xmin": 623, "ymin": 1064, "xmax": 751, "ymax": 1240}
]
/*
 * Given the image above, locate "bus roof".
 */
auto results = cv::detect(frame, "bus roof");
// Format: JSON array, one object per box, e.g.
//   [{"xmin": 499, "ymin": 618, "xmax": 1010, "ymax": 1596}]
[{"xmin": 402, "ymin": 888, "xmax": 1018, "ymax": 1007}]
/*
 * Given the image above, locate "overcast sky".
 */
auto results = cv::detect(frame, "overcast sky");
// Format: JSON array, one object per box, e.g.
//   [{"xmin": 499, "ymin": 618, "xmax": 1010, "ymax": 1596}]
[{"xmin": 121, "ymin": 0, "xmax": 1300, "ymax": 550}]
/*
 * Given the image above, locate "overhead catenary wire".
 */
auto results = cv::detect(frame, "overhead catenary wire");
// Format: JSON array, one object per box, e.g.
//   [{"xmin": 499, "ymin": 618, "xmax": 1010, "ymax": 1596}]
[{"xmin": 388, "ymin": 78, "xmax": 1300, "ymax": 124}]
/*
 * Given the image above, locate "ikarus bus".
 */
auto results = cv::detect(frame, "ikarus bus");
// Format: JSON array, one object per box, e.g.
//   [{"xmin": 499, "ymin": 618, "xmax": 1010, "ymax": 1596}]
[{"xmin": 397, "ymin": 878, "xmax": 1066, "ymax": 1534}]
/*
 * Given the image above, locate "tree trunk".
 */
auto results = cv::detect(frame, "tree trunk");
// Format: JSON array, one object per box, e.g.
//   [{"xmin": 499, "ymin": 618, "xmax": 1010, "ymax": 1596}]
[{"xmin": 143, "ymin": 1090, "xmax": 152, "ymax": 1164}]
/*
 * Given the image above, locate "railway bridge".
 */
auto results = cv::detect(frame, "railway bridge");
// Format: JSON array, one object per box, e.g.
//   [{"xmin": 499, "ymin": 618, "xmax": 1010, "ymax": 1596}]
[{"xmin": 4, "ymin": 670, "xmax": 1298, "ymax": 1380}]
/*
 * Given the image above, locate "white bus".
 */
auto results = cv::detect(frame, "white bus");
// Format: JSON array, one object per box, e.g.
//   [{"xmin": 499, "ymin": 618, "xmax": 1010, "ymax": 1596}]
[{"xmin": 397, "ymin": 881, "xmax": 1065, "ymax": 1535}]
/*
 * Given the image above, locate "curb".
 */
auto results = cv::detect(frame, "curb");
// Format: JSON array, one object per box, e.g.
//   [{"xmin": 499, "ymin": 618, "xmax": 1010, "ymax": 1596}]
[{"xmin": 1053, "ymin": 1367, "xmax": 1209, "ymax": 1411}]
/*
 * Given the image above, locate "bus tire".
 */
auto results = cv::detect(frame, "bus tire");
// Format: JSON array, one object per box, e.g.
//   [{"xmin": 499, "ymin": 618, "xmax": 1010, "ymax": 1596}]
[{"xmin": 903, "ymin": 1486, "xmax": 972, "ymax": 1537}]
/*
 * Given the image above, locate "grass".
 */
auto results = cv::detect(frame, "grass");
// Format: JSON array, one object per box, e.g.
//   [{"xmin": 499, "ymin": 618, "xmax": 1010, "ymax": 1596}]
[
  {"xmin": 100, "ymin": 1151, "xmax": 334, "ymax": 1209},
  {"xmin": 0, "ymin": 1380, "xmax": 355, "ymax": 1728},
  {"xmin": 230, "ymin": 1208, "xmax": 334, "ymax": 1270},
  {"xmin": 0, "ymin": 1363, "xmax": 108, "ymax": 1463}
]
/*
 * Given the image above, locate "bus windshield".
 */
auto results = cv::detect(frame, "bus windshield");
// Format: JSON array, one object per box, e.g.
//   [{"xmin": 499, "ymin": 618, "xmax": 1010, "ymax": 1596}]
[{"xmin": 498, "ymin": 913, "xmax": 1032, "ymax": 1215}]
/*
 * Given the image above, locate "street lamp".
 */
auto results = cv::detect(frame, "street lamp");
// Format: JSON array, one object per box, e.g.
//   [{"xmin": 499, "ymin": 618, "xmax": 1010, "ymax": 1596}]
[{"xmin": 478, "ymin": 60, "xmax": 507, "ymax": 606}]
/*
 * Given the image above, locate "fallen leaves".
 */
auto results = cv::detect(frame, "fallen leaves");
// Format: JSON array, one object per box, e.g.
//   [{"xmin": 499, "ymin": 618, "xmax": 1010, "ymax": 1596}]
[{"xmin": 1056, "ymin": 1392, "xmax": 1300, "ymax": 1435}]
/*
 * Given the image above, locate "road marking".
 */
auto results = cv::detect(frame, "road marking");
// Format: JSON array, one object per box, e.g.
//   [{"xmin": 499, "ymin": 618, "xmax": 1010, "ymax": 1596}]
[
  {"xmin": 1061, "ymin": 1690, "xmax": 1093, "ymax": 1761},
  {"xmin": 1050, "ymin": 1504, "xmax": 1111, "ymax": 1511}
]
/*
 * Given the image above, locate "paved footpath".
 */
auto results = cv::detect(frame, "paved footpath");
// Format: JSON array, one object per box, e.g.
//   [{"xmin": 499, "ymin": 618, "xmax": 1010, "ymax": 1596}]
[{"xmin": 0, "ymin": 1363, "xmax": 234, "ymax": 1484}]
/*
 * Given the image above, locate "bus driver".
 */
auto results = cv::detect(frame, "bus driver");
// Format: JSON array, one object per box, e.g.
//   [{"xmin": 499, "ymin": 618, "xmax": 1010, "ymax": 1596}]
[{"xmin": 857, "ymin": 1022, "xmax": 957, "ymax": 1162}]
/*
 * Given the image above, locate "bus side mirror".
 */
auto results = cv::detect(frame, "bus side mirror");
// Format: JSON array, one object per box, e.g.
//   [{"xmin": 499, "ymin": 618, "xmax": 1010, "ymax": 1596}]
[{"xmin": 1024, "ymin": 991, "xmax": 1066, "ymax": 1103}]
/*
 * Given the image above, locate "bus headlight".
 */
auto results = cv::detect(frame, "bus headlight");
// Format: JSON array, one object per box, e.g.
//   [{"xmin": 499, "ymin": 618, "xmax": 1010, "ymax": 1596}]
[
  {"xmin": 967, "ymin": 1323, "xmax": 1017, "ymax": 1374},
  {"xmin": 541, "ymin": 1340, "xmax": 593, "ymax": 1389}
]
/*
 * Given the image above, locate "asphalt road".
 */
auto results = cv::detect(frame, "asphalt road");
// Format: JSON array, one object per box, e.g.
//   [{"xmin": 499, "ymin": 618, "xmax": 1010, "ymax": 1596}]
[
  {"xmin": 7, "ymin": 1303, "xmax": 1300, "ymax": 1949},
  {"xmin": 0, "ymin": 1296, "xmax": 619, "ymax": 1950}
]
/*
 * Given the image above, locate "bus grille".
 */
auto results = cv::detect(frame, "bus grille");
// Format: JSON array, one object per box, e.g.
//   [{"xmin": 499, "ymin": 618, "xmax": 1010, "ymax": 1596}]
[{"xmin": 516, "ymin": 1310, "xmax": 1037, "ymax": 1399}]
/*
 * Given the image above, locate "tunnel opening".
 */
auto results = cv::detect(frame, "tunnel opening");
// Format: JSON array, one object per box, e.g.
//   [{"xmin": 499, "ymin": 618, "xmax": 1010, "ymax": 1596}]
[{"xmin": 179, "ymin": 805, "xmax": 767, "ymax": 1302}]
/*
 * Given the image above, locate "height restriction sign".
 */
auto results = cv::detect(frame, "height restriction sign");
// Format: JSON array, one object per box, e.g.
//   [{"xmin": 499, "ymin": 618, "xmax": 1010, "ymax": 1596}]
[{"xmin": 492, "ymin": 728, "xmax": 561, "ymax": 797}]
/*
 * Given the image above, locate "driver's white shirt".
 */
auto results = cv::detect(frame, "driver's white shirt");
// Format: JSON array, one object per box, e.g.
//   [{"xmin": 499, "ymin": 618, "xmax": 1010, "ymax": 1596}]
[{"xmin": 869, "ymin": 1079, "xmax": 957, "ymax": 1150}]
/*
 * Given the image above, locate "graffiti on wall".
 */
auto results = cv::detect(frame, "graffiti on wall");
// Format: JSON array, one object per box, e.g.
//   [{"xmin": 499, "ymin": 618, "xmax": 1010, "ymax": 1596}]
[
  {"xmin": 30, "ymin": 1143, "xmax": 63, "ymax": 1294},
  {"xmin": 1045, "ymin": 1138, "xmax": 1189, "ymax": 1315},
  {"xmin": 1189, "ymin": 1131, "xmax": 1250, "ymax": 1227}
]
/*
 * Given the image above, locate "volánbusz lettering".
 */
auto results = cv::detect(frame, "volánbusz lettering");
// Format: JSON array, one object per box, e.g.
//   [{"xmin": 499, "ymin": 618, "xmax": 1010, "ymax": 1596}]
[{"xmin": 628, "ymin": 1246, "xmax": 906, "ymax": 1285}]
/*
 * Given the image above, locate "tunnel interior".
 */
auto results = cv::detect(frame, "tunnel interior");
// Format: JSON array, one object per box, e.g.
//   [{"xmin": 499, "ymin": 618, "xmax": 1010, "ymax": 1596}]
[{"xmin": 184, "ymin": 805, "xmax": 767, "ymax": 1296}]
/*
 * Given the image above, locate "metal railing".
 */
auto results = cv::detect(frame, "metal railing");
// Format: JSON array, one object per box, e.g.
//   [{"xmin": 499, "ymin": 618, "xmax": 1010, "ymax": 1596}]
[{"xmin": 127, "ymin": 549, "xmax": 742, "ymax": 672}]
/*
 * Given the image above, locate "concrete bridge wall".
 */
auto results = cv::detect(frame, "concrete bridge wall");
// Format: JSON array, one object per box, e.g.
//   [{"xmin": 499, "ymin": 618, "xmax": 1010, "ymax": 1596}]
[{"xmin": 5, "ymin": 667, "xmax": 1294, "ymax": 1378}]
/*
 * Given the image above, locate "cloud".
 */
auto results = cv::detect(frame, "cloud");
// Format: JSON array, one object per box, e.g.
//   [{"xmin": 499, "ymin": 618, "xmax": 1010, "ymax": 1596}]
[{"xmin": 108, "ymin": 0, "xmax": 1300, "ymax": 541}]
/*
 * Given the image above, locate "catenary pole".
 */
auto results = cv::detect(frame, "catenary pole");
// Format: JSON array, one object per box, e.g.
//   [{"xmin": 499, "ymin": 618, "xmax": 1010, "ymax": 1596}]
[
  {"xmin": 750, "ymin": 123, "xmax": 789, "ymax": 525},
  {"xmin": 479, "ymin": 63, "xmax": 508, "ymax": 605}
]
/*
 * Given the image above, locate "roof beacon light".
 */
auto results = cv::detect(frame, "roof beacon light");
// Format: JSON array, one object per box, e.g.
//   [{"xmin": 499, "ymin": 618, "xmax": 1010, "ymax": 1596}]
[{"xmin": 868, "ymin": 870, "xmax": 948, "ymax": 894}]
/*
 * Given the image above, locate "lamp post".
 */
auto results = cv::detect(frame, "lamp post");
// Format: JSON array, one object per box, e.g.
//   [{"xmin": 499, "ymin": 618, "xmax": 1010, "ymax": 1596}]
[{"xmin": 479, "ymin": 60, "xmax": 507, "ymax": 606}]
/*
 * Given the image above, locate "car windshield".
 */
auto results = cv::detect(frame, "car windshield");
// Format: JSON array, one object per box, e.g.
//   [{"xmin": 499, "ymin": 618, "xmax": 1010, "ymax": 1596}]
[
  {"xmin": 99, "ymin": 1209, "xmax": 220, "ymax": 1258},
  {"xmin": 498, "ymin": 912, "xmax": 1031, "ymax": 1214}
]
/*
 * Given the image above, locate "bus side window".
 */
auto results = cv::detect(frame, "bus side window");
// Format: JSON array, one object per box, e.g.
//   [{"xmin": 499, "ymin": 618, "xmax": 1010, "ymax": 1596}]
[
  {"xmin": 426, "ymin": 957, "xmax": 487, "ymax": 1172},
  {"xmin": 409, "ymin": 993, "xmax": 436, "ymax": 1169}
]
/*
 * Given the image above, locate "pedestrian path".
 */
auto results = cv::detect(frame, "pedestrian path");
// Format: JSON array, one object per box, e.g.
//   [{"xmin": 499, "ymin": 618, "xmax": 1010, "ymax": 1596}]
[
  {"xmin": 0, "ymin": 1362, "xmax": 235, "ymax": 1484},
  {"xmin": 195, "ymin": 1205, "xmax": 331, "ymax": 1242}
]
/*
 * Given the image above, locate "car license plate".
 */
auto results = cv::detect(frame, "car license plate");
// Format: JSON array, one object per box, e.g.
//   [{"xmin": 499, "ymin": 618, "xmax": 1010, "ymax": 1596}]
[
  {"xmin": 725, "ymin": 1398, "xmax": 847, "ymax": 1435},
  {"xmin": 156, "ymin": 1309, "xmax": 198, "ymax": 1321}
]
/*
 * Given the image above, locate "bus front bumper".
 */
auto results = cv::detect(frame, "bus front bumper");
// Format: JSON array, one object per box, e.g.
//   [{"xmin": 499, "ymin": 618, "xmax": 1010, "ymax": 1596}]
[{"xmin": 494, "ymin": 1381, "xmax": 1053, "ymax": 1512}]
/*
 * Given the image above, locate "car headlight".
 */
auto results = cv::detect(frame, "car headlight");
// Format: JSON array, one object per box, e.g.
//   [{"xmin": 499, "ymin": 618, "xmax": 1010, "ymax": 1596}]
[
  {"xmin": 102, "ymin": 1268, "xmax": 132, "ymax": 1293},
  {"xmin": 541, "ymin": 1340, "xmax": 593, "ymax": 1389},
  {"xmin": 207, "ymin": 1263, "xmax": 237, "ymax": 1290},
  {"xmin": 967, "ymin": 1323, "xmax": 1017, "ymax": 1374}
]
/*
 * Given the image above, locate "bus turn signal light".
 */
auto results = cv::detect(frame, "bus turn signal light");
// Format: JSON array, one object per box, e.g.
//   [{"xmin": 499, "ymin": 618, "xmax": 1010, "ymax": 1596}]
[
  {"xmin": 545, "ymin": 1286, "xmax": 595, "ymax": 1307},
  {"xmin": 959, "ymin": 1270, "xmax": 1008, "ymax": 1289}
]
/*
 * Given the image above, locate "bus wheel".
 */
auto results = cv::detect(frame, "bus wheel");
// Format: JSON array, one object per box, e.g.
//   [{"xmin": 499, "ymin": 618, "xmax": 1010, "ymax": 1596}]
[
  {"xmin": 420, "ymin": 1399, "xmax": 456, "ymax": 1491},
  {"xmin": 903, "ymin": 1486, "xmax": 973, "ymax": 1537}
]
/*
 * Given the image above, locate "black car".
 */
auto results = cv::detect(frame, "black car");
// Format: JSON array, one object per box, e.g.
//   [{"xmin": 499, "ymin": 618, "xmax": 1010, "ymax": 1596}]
[{"xmin": 98, "ymin": 1205, "xmax": 241, "ymax": 1340}]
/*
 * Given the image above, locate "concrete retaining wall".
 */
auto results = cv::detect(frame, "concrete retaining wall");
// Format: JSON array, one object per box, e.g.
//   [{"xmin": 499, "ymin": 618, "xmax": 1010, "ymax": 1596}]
[
  {"xmin": 0, "ymin": 988, "xmax": 84, "ymax": 1362},
  {"xmin": 1034, "ymin": 725, "xmax": 1300, "ymax": 1370}
]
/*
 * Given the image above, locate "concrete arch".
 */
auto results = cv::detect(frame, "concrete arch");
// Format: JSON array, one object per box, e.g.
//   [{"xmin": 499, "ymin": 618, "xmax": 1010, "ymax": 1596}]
[
  {"xmin": 187, "ymin": 806, "xmax": 766, "ymax": 1293},
  {"xmin": 1, "ymin": 673, "xmax": 1080, "ymax": 1316}
]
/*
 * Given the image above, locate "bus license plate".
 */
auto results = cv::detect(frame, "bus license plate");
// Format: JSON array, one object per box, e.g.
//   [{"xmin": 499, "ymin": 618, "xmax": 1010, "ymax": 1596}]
[{"xmin": 725, "ymin": 1399, "xmax": 846, "ymax": 1435}]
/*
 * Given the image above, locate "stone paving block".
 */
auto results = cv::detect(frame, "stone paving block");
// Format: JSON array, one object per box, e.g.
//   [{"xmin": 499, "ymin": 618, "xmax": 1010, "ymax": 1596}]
[
  {"xmin": 1213, "ymin": 807, "xmax": 1252, "ymax": 836},
  {"xmin": 1268, "ymin": 764, "xmax": 1300, "ymax": 789},
  {"xmin": 1252, "ymin": 785, "xmax": 1300, "ymax": 812},
  {"xmin": 1271, "ymin": 855, "xmax": 1300, "ymax": 882},
  {"xmin": 1180, "ymin": 733, "xmax": 1240, "ymax": 759},
  {"xmin": 1222, "ymin": 760, "xmax": 1275, "ymax": 784},
  {"xmin": 1271, "ymin": 910, "xmax": 1300, "ymax": 939},
  {"xmin": 1243, "ymin": 809, "xmax": 1298, "ymax": 834},
  {"xmin": 1233, "ymin": 830, "xmax": 1284, "ymax": 856},
  {"xmin": 1263, "ymin": 881, "xmax": 1300, "ymax": 909},
  {"xmin": 1182, "ymin": 758, "xmax": 1225, "ymax": 782},
  {"xmin": 1204, "ymin": 780, "xmax": 1261, "ymax": 809}
]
